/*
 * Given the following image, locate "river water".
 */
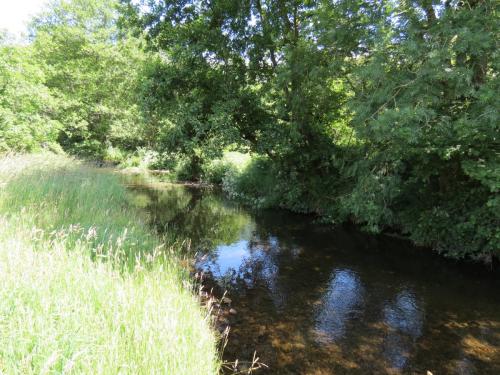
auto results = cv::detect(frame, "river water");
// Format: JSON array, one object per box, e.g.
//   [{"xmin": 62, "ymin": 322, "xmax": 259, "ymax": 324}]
[{"xmin": 125, "ymin": 177, "xmax": 500, "ymax": 374}]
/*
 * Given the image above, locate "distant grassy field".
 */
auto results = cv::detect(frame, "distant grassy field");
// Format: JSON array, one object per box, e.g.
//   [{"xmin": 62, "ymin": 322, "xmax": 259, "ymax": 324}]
[{"xmin": 0, "ymin": 154, "xmax": 219, "ymax": 374}]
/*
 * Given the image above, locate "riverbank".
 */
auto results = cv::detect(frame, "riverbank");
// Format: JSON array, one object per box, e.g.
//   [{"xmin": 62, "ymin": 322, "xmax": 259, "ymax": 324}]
[
  {"xmin": 0, "ymin": 154, "xmax": 220, "ymax": 374},
  {"xmin": 118, "ymin": 157, "xmax": 499, "ymax": 268}
]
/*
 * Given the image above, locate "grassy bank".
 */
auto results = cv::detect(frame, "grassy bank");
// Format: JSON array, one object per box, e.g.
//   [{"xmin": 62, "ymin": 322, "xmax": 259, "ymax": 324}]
[{"xmin": 0, "ymin": 154, "xmax": 219, "ymax": 374}]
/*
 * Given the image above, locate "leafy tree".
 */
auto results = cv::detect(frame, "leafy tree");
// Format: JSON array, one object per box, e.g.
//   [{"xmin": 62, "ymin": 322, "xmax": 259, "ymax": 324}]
[
  {"xmin": 0, "ymin": 36, "xmax": 61, "ymax": 152},
  {"xmin": 348, "ymin": 0, "xmax": 499, "ymax": 258},
  {"xmin": 121, "ymin": 0, "xmax": 271, "ymax": 176},
  {"xmin": 124, "ymin": 0, "xmax": 498, "ymax": 259},
  {"xmin": 31, "ymin": 0, "xmax": 148, "ymax": 157},
  {"xmin": 121, "ymin": 0, "xmax": 372, "ymax": 186}
]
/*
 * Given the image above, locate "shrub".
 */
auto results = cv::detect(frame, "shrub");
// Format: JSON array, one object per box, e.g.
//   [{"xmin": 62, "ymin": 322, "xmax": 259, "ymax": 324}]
[{"xmin": 222, "ymin": 154, "xmax": 279, "ymax": 208}]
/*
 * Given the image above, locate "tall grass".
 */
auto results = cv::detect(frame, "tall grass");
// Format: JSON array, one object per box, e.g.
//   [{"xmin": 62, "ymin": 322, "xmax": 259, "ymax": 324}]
[{"xmin": 0, "ymin": 154, "xmax": 220, "ymax": 374}]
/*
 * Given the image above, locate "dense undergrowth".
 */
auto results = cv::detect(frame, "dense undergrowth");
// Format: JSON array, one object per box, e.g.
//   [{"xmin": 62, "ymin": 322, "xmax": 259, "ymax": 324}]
[{"xmin": 0, "ymin": 154, "xmax": 219, "ymax": 374}]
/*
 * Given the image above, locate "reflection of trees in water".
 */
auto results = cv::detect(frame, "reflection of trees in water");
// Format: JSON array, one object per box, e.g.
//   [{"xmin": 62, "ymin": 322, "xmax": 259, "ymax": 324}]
[
  {"xmin": 209, "ymin": 236, "xmax": 427, "ymax": 373},
  {"xmin": 172, "ymin": 194, "xmax": 251, "ymax": 253},
  {"xmin": 129, "ymin": 183, "xmax": 252, "ymax": 254},
  {"xmin": 243, "ymin": 235, "xmax": 291, "ymax": 311},
  {"xmin": 198, "ymin": 234, "xmax": 293, "ymax": 311}
]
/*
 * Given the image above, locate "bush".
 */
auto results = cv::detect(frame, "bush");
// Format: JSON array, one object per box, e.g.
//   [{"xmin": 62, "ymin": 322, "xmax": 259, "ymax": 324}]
[
  {"xmin": 103, "ymin": 145, "xmax": 125, "ymax": 164},
  {"xmin": 202, "ymin": 151, "xmax": 250, "ymax": 184},
  {"xmin": 120, "ymin": 148, "xmax": 159, "ymax": 169},
  {"xmin": 173, "ymin": 156, "xmax": 199, "ymax": 181},
  {"xmin": 221, "ymin": 154, "xmax": 279, "ymax": 208}
]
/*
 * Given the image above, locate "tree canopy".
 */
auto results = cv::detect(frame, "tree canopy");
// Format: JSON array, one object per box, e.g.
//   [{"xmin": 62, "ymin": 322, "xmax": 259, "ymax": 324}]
[{"xmin": 0, "ymin": 0, "xmax": 498, "ymax": 261}]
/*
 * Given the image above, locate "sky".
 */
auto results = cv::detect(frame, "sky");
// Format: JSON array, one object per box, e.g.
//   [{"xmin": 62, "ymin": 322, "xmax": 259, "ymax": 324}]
[{"xmin": 0, "ymin": 0, "xmax": 49, "ymax": 37}]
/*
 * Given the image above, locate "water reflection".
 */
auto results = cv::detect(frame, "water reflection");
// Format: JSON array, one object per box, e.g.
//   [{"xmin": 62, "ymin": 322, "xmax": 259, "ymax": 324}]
[
  {"xmin": 314, "ymin": 269, "xmax": 365, "ymax": 343},
  {"xmin": 124, "ymin": 178, "xmax": 252, "ymax": 253},
  {"xmin": 382, "ymin": 290, "xmax": 424, "ymax": 370},
  {"xmin": 125, "ymin": 179, "xmax": 500, "ymax": 374},
  {"xmin": 198, "ymin": 235, "xmax": 290, "ymax": 310},
  {"xmin": 201, "ymin": 240, "xmax": 252, "ymax": 279}
]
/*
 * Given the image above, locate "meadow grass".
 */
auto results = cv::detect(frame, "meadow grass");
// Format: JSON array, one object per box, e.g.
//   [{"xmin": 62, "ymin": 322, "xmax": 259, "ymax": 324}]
[{"xmin": 0, "ymin": 154, "xmax": 220, "ymax": 374}]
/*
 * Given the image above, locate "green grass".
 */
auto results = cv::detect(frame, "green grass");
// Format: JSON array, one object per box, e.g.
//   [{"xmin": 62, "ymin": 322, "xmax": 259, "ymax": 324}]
[{"xmin": 0, "ymin": 154, "xmax": 220, "ymax": 374}]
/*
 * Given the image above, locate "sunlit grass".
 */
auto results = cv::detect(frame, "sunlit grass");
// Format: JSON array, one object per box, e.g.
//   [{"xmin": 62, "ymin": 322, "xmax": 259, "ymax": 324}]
[{"xmin": 0, "ymin": 154, "xmax": 220, "ymax": 374}]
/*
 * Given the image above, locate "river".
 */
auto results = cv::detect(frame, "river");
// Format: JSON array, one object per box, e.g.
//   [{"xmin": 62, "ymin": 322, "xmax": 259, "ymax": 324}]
[{"xmin": 125, "ymin": 176, "xmax": 500, "ymax": 374}]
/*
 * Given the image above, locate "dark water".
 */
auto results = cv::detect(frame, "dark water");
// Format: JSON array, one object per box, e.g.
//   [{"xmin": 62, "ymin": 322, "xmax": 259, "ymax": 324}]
[{"xmin": 125, "ymin": 178, "xmax": 500, "ymax": 375}]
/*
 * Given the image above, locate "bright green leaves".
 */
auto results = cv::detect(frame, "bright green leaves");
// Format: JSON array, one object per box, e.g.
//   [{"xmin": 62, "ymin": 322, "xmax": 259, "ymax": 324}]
[
  {"xmin": 29, "ymin": 0, "xmax": 149, "ymax": 157},
  {"xmin": 0, "ymin": 42, "xmax": 62, "ymax": 152}
]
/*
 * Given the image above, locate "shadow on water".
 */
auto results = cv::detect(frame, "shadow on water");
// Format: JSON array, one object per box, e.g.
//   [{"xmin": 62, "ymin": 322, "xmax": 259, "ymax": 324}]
[{"xmin": 124, "ymin": 176, "xmax": 500, "ymax": 375}]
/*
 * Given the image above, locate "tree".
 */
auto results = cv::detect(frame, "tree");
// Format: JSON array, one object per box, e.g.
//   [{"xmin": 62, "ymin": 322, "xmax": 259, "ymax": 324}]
[
  {"xmin": 31, "ymin": 0, "xmax": 148, "ymax": 157},
  {"xmin": 348, "ymin": 0, "xmax": 499, "ymax": 258},
  {"xmin": 120, "ymin": 0, "xmax": 370, "ymax": 186},
  {"xmin": 0, "ymin": 35, "xmax": 61, "ymax": 152}
]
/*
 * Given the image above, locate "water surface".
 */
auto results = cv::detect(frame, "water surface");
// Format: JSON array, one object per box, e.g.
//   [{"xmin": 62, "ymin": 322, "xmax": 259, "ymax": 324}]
[{"xmin": 126, "ymin": 178, "xmax": 500, "ymax": 374}]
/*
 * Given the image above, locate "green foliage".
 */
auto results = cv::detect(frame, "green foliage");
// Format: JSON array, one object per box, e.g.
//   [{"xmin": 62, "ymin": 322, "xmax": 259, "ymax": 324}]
[
  {"xmin": 121, "ymin": 148, "xmax": 160, "ymax": 169},
  {"xmin": 348, "ymin": 0, "xmax": 499, "ymax": 258},
  {"xmin": 202, "ymin": 151, "xmax": 250, "ymax": 184},
  {"xmin": 103, "ymin": 144, "xmax": 126, "ymax": 163},
  {"xmin": 1, "ymin": 0, "xmax": 498, "ymax": 260},
  {"xmin": 0, "ymin": 41, "xmax": 61, "ymax": 152},
  {"xmin": 222, "ymin": 156, "xmax": 279, "ymax": 209},
  {"xmin": 30, "ymin": 0, "xmax": 149, "ymax": 157},
  {"xmin": 120, "ymin": 0, "xmax": 499, "ymax": 260}
]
